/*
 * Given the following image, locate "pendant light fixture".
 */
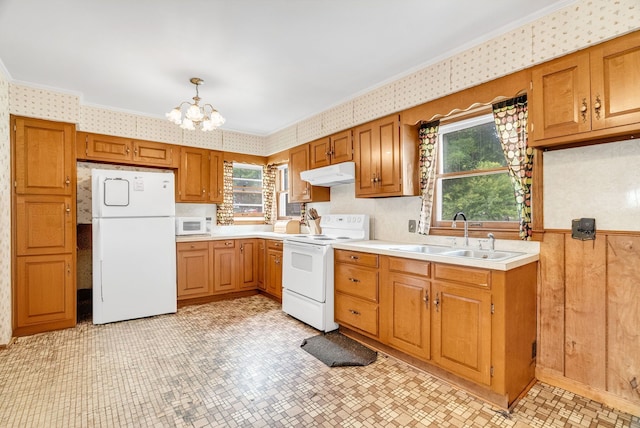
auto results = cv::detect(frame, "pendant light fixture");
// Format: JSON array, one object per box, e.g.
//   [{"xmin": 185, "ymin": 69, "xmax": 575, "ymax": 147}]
[{"xmin": 166, "ymin": 77, "xmax": 225, "ymax": 131}]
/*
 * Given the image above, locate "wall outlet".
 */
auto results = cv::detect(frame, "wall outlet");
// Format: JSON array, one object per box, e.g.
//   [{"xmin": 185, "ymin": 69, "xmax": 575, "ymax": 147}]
[{"xmin": 408, "ymin": 219, "xmax": 416, "ymax": 233}]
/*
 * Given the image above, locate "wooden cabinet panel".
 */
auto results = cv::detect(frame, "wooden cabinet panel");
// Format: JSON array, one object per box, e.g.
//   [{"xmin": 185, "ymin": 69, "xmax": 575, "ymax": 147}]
[
  {"xmin": 289, "ymin": 144, "xmax": 330, "ymax": 203},
  {"xmin": 178, "ymin": 147, "xmax": 210, "ymax": 202},
  {"xmin": 330, "ymin": 130, "xmax": 353, "ymax": 164},
  {"xmin": 265, "ymin": 248, "xmax": 282, "ymax": 298},
  {"xmin": 590, "ymin": 32, "xmax": 640, "ymax": 131},
  {"xmin": 335, "ymin": 293, "xmax": 378, "ymax": 337},
  {"xmin": 212, "ymin": 241, "xmax": 236, "ymax": 294},
  {"xmin": 14, "ymin": 117, "xmax": 74, "ymax": 195},
  {"xmin": 335, "ymin": 264, "xmax": 378, "ymax": 302},
  {"xmin": 309, "ymin": 137, "xmax": 331, "ymax": 169},
  {"xmin": 383, "ymin": 269, "xmax": 431, "ymax": 360},
  {"xmin": 133, "ymin": 140, "xmax": 175, "ymax": 167},
  {"xmin": 80, "ymin": 132, "xmax": 132, "ymax": 162},
  {"xmin": 257, "ymin": 240, "xmax": 266, "ymax": 290},
  {"xmin": 15, "ymin": 195, "xmax": 74, "ymax": 255},
  {"xmin": 434, "ymin": 264, "xmax": 491, "ymax": 288},
  {"xmin": 15, "ymin": 254, "xmax": 75, "ymax": 328},
  {"xmin": 176, "ymin": 242, "xmax": 212, "ymax": 300},
  {"xmin": 238, "ymin": 239, "xmax": 258, "ymax": 290},
  {"xmin": 208, "ymin": 150, "xmax": 224, "ymax": 203},
  {"xmin": 432, "ymin": 281, "xmax": 492, "ymax": 386}
]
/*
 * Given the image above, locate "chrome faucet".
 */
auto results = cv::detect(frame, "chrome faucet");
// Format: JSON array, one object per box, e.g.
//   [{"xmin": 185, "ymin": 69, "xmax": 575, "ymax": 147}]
[
  {"xmin": 452, "ymin": 211, "xmax": 468, "ymax": 247},
  {"xmin": 487, "ymin": 233, "xmax": 495, "ymax": 252}
]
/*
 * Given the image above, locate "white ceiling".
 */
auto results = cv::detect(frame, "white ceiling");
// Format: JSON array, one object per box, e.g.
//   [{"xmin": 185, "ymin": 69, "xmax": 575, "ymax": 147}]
[{"xmin": 0, "ymin": 0, "xmax": 572, "ymax": 136}]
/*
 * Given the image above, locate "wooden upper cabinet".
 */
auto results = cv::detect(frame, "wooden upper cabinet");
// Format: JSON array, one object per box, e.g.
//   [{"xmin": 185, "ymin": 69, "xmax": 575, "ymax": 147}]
[
  {"xmin": 353, "ymin": 114, "xmax": 418, "ymax": 197},
  {"xmin": 531, "ymin": 30, "xmax": 640, "ymax": 147},
  {"xmin": 178, "ymin": 146, "xmax": 210, "ymax": 202},
  {"xmin": 77, "ymin": 131, "xmax": 177, "ymax": 167},
  {"xmin": 14, "ymin": 117, "xmax": 74, "ymax": 195},
  {"xmin": 309, "ymin": 130, "xmax": 353, "ymax": 169},
  {"xmin": 289, "ymin": 144, "xmax": 330, "ymax": 203},
  {"xmin": 208, "ymin": 150, "xmax": 224, "ymax": 203},
  {"xmin": 15, "ymin": 195, "xmax": 74, "ymax": 256}
]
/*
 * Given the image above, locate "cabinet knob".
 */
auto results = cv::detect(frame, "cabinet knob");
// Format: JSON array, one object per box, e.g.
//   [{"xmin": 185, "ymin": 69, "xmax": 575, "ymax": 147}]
[
  {"xmin": 225, "ymin": 241, "xmax": 232, "ymax": 246},
  {"xmin": 348, "ymin": 277, "xmax": 360, "ymax": 283},
  {"xmin": 65, "ymin": 176, "xmax": 70, "ymax": 186},
  {"xmin": 202, "ymin": 189, "xmax": 206, "ymax": 194},
  {"xmin": 424, "ymin": 291, "xmax": 429, "ymax": 306},
  {"xmin": 126, "ymin": 146, "xmax": 130, "ymax": 154},
  {"xmin": 580, "ymin": 98, "xmax": 588, "ymax": 122},
  {"xmin": 594, "ymin": 95, "xmax": 602, "ymax": 120},
  {"xmin": 65, "ymin": 204, "xmax": 71, "ymax": 214},
  {"xmin": 348, "ymin": 309, "xmax": 361, "ymax": 316},
  {"xmin": 240, "ymin": 245, "xmax": 244, "ymax": 252},
  {"xmin": 349, "ymin": 255, "xmax": 359, "ymax": 260},
  {"xmin": 434, "ymin": 293, "xmax": 440, "ymax": 312}
]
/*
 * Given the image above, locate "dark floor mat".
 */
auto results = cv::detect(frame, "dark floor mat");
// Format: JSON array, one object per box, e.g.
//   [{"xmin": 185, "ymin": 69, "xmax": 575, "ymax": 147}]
[{"xmin": 300, "ymin": 331, "xmax": 377, "ymax": 367}]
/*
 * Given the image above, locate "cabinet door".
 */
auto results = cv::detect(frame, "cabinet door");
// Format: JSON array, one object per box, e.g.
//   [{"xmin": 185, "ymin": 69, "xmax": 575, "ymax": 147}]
[
  {"xmin": 432, "ymin": 281, "xmax": 492, "ymax": 386},
  {"xmin": 208, "ymin": 150, "xmax": 224, "ymax": 203},
  {"xmin": 15, "ymin": 195, "xmax": 74, "ymax": 255},
  {"xmin": 257, "ymin": 240, "xmax": 266, "ymax": 290},
  {"xmin": 531, "ymin": 51, "xmax": 592, "ymax": 141},
  {"xmin": 330, "ymin": 130, "xmax": 353, "ymax": 164},
  {"xmin": 309, "ymin": 137, "xmax": 331, "ymax": 169},
  {"xmin": 176, "ymin": 242, "xmax": 211, "ymax": 299},
  {"xmin": 238, "ymin": 239, "xmax": 258, "ymax": 290},
  {"xmin": 384, "ymin": 272, "xmax": 431, "ymax": 360},
  {"xmin": 353, "ymin": 123, "xmax": 378, "ymax": 196},
  {"xmin": 133, "ymin": 140, "xmax": 175, "ymax": 167},
  {"xmin": 80, "ymin": 132, "xmax": 133, "ymax": 163},
  {"xmin": 590, "ymin": 32, "xmax": 640, "ymax": 131},
  {"xmin": 265, "ymin": 249, "xmax": 282, "ymax": 298},
  {"xmin": 15, "ymin": 254, "xmax": 75, "ymax": 330},
  {"xmin": 178, "ymin": 147, "xmax": 210, "ymax": 202},
  {"xmin": 14, "ymin": 117, "xmax": 74, "ymax": 195},
  {"xmin": 213, "ymin": 242, "xmax": 237, "ymax": 293},
  {"xmin": 289, "ymin": 144, "xmax": 311, "ymax": 202},
  {"xmin": 335, "ymin": 293, "xmax": 378, "ymax": 337}
]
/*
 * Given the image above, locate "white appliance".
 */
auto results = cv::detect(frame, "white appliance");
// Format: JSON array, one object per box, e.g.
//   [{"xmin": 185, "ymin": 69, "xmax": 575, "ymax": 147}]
[
  {"xmin": 299, "ymin": 161, "xmax": 355, "ymax": 186},
  {"xmin": 92, "ymin": 169, "xmax": 177, "ymax": 325},
  {"xmin": 176, "ymin": 216, "xmax": 207, "ymax": 236},
  {"xmin": 282, "ymin": 214, "xmax": 370, "ymax": 332}
]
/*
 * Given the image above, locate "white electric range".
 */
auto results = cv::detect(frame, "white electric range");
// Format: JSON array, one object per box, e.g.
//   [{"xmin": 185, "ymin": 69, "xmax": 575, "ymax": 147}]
[{"xmin": 282, "ymin": 214, "xmax": 370, "ymax": 332}]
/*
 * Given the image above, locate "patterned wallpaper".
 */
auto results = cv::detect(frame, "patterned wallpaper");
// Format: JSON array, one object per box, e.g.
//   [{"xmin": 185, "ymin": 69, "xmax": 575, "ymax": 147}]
[
  {"xmin": 1, "ymin": 0, "xmax": 639, "ymax": 344},
  {"xmin": 0, "ymin": 69, "xmax": 10, "ymax": 345}
]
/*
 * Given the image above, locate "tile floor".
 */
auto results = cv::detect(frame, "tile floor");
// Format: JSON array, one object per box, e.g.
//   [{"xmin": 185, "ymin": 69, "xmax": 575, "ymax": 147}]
[{"xmin": 0, "ymin": 295, "xmax": 638, "ymax": 428}]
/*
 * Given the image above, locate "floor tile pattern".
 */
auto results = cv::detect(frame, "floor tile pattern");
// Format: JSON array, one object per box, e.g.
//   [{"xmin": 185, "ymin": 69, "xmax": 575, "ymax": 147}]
[{"xmin": 0, "ymin": 295, "xmax": 638, "ymax": 427}]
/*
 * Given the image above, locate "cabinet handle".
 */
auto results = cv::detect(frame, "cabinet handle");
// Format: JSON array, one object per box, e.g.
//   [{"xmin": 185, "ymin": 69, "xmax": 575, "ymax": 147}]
[
  {"xmin": 580, "ymin": 98, "xmax": 588, "ymax": 122},
  {"xmin": 240, "ymin": 244, "xmax": 244, "ymax": 252},
  {"xmin": 67, "ymin": 263, "xmax": 71, "ymax": 275},
  {"xmin": 594, "ymin": 95, "xmax": 602, "ymax": 120},
  {"xmin": 126, "ymin": 146, "xmax": 130, "ymax": 154},
  {"xmin": 134, "ymin": 147, "xmax": 138, "ymax": 156},
  {"xmin": 275, "ymin": 258, "xmax": 280, "ymax": 265},
  {"xmin": 434, "ymin": 292, "xmax": 440, "ymax": 312},
  {"xmin": 190, "ymin": 245, "xmax": 196, "ymax": 249},
  {"xmin": 202, "ymin": 188, "xmax": 206, "ymax": 194},
  {"xmin": 65, "ymin": 204, "xmax": 71, "ymax": 215},
  {"xmin": 424, "ymin": 291, "xmax": 429, "ymax": 306},
  {"xmin": 225, "ymin": 241, "xmax": 232, "ymax": 246},
  {"xmin": 274, "ymin": 242, "xmax": 280, "ymax": 247},
  {"xmin": 348, "ymin": 277, "xmax": 360, "ymax": 283},
  {"xmin": 65, "ymin": 176, "xmax": 70, "ymax": 186},
  {"xmin": 348, "ymin": 309, "xmax": 361, "ymax": 316},
  {"xmin": 349, "ymin": 255, "xmax": 359, "ymax": 260}
]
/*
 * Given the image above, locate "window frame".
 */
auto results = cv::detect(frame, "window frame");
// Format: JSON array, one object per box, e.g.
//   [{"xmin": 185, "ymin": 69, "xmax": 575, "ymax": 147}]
[
  {"xmin": 232, "ymin": 162, "xmax": 265, "ymax": 222},
  {"xmin": 275, "ymin": 164, "xmax": 300, "ymax": 220},
  {"xmin": 430, "ymin": 112, "xmax": 520, "ymax": 236}
]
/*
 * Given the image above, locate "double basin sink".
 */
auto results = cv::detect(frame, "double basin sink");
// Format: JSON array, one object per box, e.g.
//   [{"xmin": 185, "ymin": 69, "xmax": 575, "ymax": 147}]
[{"xmin": 386, "ymin": 244, "xmax": 524, "ymax": 261}]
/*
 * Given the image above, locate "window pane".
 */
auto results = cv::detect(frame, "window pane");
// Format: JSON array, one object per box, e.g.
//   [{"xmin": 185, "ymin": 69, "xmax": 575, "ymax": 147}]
[
  {"xmin": 440, "ymin": 173, "xmax": 518, "ymax": 221},
  {"xmin": 233, "ymin": 178, "xmax": 262, "ymax": 189},
  {"xmin": 442, "ymin": 121, "xmax": 505, "ymax": 173},
  {"xmin": 233, "ymin": 163, "xmax": 264, "ymax": 217}
]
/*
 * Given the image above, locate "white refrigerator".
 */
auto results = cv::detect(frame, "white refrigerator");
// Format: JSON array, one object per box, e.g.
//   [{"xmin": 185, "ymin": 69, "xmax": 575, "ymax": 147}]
[{"xmin": 92, "ymin": 169, "xmax": 177, "ymax": 324}]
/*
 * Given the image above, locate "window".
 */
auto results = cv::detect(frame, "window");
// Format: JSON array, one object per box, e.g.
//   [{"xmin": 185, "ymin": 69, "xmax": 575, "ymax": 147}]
[
  {"xmin": 276, "ymin": 164, "xmax": 301, "ymax": 219},
  {"xmin": 434, "ymin": 114, "xmax": 518, "ymax": 230},
  {"xmin": 233, "ymin": 163, "xmax": 264, "ymax": 220}
]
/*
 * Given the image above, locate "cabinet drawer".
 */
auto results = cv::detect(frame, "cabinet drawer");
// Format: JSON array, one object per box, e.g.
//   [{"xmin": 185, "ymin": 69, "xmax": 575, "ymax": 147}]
[
  {"xmin": 211, "ymin": 240, "xmax": 235, "ymax": 249},
  {"xmin": 335, "ymin": 250, "xmax": 378, "ymax": 267},
  {"xmin": 335, "ymin": 294, "xmax": 378, "ymax": 337},
  {"xmin": 267, "ymin": 239, "xmax": 283, "ymax": 250},
  {"xmin": 434, "ymin": 264, "xmax": 491, "ymax": 288},
  {"xmin": 335, "ymin": 264, "xmax": 378, "ymax": 302},
  {"xmin": 177, "ymin": 241, "xmax": 209, "ymax": 251},
  {"xmin": 387, "ymin": 256, "xmax": 430, "ymax": 278}
]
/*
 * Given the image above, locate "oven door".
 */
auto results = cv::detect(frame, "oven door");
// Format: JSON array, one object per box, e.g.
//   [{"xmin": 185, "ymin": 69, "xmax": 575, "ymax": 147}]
[{"xmin": 282, "ymin": 241, "xmax": 328, "ymax": 302}]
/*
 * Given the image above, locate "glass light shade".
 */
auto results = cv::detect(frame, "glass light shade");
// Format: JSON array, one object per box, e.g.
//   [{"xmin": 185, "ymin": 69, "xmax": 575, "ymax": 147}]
[
  {"xmin": 185, "ymin": 104, "xmax": 204, "ymax": 122},
  {"xmin": 180, "ymin": 118, "xmax": 195, "ymax": 130},
  {"xmin": 165, "ymin": 108, "xmax": 182, "ymax": 124},
  {"xmin": 209, "ymin": 110, "xmax": 226, "ymax": 127},
  {"xmin": 201, "ymin": 119, "xmax": 215, "ymax": 132}
]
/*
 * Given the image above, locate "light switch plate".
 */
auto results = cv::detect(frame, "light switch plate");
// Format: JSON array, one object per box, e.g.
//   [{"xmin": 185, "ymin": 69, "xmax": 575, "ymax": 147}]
[{"xmin": 408, "ymin": 219, "xmax": 416, "ymax": 233}]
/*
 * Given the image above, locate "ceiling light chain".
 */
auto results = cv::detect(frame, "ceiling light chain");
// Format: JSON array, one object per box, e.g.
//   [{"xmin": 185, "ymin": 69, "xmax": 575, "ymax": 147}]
[{"xmin": 166, "ymin": 77, "xmax": 225, "ymax": 131}]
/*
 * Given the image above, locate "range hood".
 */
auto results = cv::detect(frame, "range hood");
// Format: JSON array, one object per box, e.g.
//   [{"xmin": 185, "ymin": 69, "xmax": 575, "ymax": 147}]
[{"xmin": 300, "ymin": 161, "xmax": 355, "ymax": 187}]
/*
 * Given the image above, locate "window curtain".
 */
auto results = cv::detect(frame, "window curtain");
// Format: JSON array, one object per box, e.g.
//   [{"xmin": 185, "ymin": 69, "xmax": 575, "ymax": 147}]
[
  {"xmin": 492, "ymin": 95, "xmax": 533, "ymax": 240},
  {"xmin": 299, "ymin": 203, "xmax": 307, "ymax": 226},
  {"xmin": 262, "ymin": 164, "xmax": 277, "ymax": 225},
  {"xmin": 417, "ymin": 121, "xmax": 440, "ymax": 235},
  {"xmin": 216, "ymin": 161, "xmax": 235, "ymax": 226}
]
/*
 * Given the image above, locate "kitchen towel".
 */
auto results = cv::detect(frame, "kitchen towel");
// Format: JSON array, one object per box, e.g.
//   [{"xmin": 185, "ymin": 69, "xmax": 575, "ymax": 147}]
[{"xmin": 300, "ymin": 331, "xmax": 377, "ymax": 367}]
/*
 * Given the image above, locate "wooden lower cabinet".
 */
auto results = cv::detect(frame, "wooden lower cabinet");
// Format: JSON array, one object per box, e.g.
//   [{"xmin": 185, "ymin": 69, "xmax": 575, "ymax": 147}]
[
  {"xmin": 176, "ymin": 242, "xmax": 212, "ymax": 300},
  {"xmin": 14, "ymin": 254, "xmax": 75, "ymax": 335},
  {"xmin": 237, "ymin": 239, "xmax": 259, "ymax": 290},
  {"xmin": 212, "ymin": 240, "xmax": 237, "ymax": 294},
  {"xmin": 257, "ymin": 240, "xmax": 266, "ymax": 290},
  {"xmin": 335, "ymin": 249, "xmax": 537, "ymax": 409},
  {"xmin": 265, "ymin": 240, "xmax": 283, "ymax": 298}
]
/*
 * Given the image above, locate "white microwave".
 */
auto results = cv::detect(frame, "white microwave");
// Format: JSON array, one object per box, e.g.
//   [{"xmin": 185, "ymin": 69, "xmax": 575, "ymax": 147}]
[{"xmin": 175, "ymin": 217, "xmax": 207, "ymax": 235}]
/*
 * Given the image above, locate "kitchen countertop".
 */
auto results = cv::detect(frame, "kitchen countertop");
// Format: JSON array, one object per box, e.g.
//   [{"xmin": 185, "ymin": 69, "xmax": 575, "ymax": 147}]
[
  {"xmin": 175, "ymin": 231, "xmax": 293, "ymax": 243},
  {"xmin": 332, "ymin": 240, "xmax": 539, "ymax": 271}
]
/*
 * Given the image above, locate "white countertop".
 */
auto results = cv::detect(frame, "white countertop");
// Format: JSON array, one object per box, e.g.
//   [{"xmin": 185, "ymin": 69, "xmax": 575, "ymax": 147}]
[
  {"xmin": 175, "ymin": 231, "xmax": 293, "ymax": 243},
  {"xmin": 331, "ymin": 240, "xmax": 539, "ymax": 271}
]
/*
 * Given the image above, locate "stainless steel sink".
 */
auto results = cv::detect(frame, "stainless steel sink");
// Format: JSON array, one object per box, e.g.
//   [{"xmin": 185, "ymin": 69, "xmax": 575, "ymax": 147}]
[
  {"xmin": 442, "ymin": 249, "xmax": 523, "ymax": 261},
  {"xmin": 387, "ymin": 244, "xmax": 451, "ymax": 254}
]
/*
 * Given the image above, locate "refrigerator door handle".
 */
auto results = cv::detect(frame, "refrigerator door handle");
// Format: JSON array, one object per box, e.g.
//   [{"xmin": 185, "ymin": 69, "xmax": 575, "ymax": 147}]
[{"xmin": 96, "ymin": 219, "xmax": 104, "ymax": 302}]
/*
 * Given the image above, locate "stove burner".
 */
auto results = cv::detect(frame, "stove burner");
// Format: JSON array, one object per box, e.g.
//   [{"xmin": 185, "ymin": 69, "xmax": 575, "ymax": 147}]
[{"xmin": 313, "ymin": 237, "xmax": 333, "ymax": 241}]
